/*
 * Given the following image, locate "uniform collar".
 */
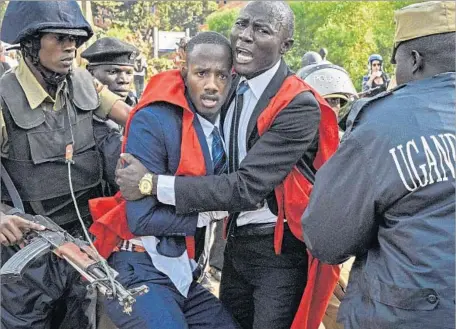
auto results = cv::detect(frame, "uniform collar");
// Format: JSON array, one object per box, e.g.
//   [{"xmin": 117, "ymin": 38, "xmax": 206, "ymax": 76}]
[{"xmin": 15, "ymin": 57, "xmax": 67, "ymax": 110}]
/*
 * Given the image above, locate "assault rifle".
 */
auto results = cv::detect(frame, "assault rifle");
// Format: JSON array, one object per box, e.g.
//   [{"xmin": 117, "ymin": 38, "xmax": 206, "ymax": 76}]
[{"xmin": 0, "ymin": 212, "xmax": 149, "ymax": 314}]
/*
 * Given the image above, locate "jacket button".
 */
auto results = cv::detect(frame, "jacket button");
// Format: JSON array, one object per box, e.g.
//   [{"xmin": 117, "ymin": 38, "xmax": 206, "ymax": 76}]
[{"xmin": 427, "ymin": 294, "xmax": 438, "ymax": 304}]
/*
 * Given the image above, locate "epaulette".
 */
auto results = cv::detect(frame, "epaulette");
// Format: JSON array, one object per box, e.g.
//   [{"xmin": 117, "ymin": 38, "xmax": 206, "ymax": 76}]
[{"xmin": 343, "ymin": 84, "xmax": 406, "ymax": 137}]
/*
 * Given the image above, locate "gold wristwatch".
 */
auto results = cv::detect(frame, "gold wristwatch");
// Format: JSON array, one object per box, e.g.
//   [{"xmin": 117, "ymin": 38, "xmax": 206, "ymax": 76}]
[{"xmin": 138, "ymin": 173, "xmax": 154, "ymax": 195}]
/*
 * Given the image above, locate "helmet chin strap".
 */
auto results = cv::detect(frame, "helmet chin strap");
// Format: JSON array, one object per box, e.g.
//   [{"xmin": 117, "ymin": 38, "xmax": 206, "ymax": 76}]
[
  {"xmin": 36, "ymin": 62, "xmax": 69, "ymax": 87},
  {"xmin": 21, "ymin": 37, "xmax": 72, "ymax": 87}
]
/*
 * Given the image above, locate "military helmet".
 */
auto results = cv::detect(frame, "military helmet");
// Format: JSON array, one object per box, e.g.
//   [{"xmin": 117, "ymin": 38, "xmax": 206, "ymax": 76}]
[
  {"xmin": 1, "ymin": 1, "xmax": 93, "ymax": 46},
  {"xmin": 301, "ymin": 51, "xmax": 322, "ymax": 68},
  {"xmin": 297, "ymin": 63, "xmax": 357, "ymax": 101}
]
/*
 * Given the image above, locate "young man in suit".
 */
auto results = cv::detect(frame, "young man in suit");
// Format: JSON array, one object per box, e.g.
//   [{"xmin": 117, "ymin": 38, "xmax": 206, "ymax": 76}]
[
  {"xmin": 90, "ymin": 31, "xmax": 239, "ymax": 329},
  {"xmin": 116, "ymin": 2, "xmax": 340, "ymax": 328}
]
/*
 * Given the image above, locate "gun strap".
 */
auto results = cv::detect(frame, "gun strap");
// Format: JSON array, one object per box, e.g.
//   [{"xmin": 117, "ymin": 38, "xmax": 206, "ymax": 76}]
[{"xmin": 1, "ymin": 162, "xmax": 24, "ymax": 213}]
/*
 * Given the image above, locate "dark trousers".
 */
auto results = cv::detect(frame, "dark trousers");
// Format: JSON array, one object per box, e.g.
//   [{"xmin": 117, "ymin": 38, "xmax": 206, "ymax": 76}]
[
  {"xmin": 134, "ymin": 75, "xmax": 145, "ymax": 99},
  {"xmin": 209, "ymin": 221, "xmax": 226, "ymax": 271},
  {"xmin": 105, "ymin": 251, "xmax": 239, "ymax": 329},
  {"xmin": 220, "ymin": 228, "xmax": 308, "ymax": 329},
  {"xmin": 1, "ymin": 246, "xmax": 97, "ymax": 329}
]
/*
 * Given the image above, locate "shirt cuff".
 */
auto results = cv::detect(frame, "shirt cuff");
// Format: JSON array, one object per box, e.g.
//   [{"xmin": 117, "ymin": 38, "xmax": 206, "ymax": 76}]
[
  {"xmin": 211, "ymin": 211, "xmax": 228, "ymax": 220},
  {"xmin": 95, "ymin": 85, "xmax": 122, "ymax": 119},
  {"xmin": 197, "ymin": 211, "xmax": 228, "ymax": 228},
  {"xmin": 197, "ymin": 212, "xmax": 212, "ymax": 228},
  {"xmin": 157, "ymin": 175, "xmax": 176, "ymax": 205}
]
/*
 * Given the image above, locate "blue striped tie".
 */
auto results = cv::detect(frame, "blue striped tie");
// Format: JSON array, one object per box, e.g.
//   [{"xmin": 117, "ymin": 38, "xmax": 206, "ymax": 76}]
[{"xmin": 212, "ymin": 126, "xmax": 227, "ymax": 175}]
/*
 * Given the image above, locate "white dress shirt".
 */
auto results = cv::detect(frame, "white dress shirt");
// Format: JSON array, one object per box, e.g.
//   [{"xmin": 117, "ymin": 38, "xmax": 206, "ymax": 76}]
[
  {"xmin": 157, "ymin": 60, "xmax": 282, "ymax": 226},
  {"xmin": 141, "ymin": 113, "xmax": 227, "ymax": 298},
  {"xmin": 222, "ymin": 60, "xmax": 281, "ymax": 226}
]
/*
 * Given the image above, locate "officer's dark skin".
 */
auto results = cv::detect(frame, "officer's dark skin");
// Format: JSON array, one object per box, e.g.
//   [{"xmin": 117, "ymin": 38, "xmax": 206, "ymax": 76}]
[
  {"xmin": 395, "ymin": 32, "xmax": 455, "ymax": 85},
  {"xmin": 89, "ymin": 64, "xmax": 134, "ymax": 98},
  {"xmin": 0, "ymin": 33, "xmax": 134, "ymax": 245},
  {"xmin": 0, "ymin": 205, "xmax": 45, "ymax": 246},
  {"xmin": 24, "ymin": 33, "xmax": 131, "ymax": 123}
]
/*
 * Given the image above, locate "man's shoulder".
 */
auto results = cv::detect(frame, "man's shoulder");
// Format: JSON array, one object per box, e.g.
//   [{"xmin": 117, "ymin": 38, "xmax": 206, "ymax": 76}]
[
  {"xmin": 344, "ymin": 86, "xmax": 412, "ymax": 139},
  {"xmin": 133, "ymin": 102, "xmax": 183, "ymax": 126},
  {"xmin": 287, "ymin": 88, "xmax": 319, "ymax": 109}
]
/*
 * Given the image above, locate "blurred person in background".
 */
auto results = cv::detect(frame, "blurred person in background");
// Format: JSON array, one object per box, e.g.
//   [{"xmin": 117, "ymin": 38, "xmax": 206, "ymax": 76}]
[
  {"xmin": 0, "ymin": 42, "xmax": 11, "ymax": 76},
  {"xmin": 133, "ymin": 51, "xmax": 147, "ymax": 99},
  {"xmin": 319, "ymin": 47, "xmax": 331, "ymax": 64},
  {"xmin": 173, "ymin": 36, "xmax": 191, "ymax": 69},
  {"xmin": 361, "ymin": 54, "xmax": 390, "ymax": 97}
]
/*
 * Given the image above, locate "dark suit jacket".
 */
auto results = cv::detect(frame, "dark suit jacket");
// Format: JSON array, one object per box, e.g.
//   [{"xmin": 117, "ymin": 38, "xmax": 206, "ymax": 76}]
[
  {"xmin": 174, "ymin": 59, "xmax": 321, "ymax": 215},
  {"xmin": 126, "ymin": 100, "xmax": 213, "ymax": 256}
]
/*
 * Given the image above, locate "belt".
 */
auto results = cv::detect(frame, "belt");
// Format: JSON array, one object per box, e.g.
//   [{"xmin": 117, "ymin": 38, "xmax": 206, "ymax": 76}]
[
  {"xmin": 114, "ymin": 239, "xmax": 146, "ymax": 253},
  {"xmin": 232, "ymin": 222, "xmax": 288, "ymax": 237}
]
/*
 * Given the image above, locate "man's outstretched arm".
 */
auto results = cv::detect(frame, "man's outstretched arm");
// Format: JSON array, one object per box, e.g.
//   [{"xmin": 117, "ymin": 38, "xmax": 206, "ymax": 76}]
[
  {"xmin": 117, "ymin": 91, "xmax": 321, "ymax": 215},
  {"xmin": 301, "ymin": 135, "xmax": 378, "ymax": 264}
]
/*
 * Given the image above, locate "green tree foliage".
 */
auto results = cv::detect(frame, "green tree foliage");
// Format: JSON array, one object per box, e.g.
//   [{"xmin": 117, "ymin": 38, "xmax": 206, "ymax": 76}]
[
  {"xmin": 205, "ymin": 1, "xmax": 415, "ymax": 91},
  {"xmin": 206, "ymin": 7, "xmax": 240, "ymax": 38},
  {"xmin": 157, "ymin": 1, "xmax": 218, "ymax": 35},
  {"xmin": 0, "ymin": 1, "xmax": 7, "ymax": 37},
  {"xmin": 92, "ymin": 1, "xmax": 218, "ymax": 74},
  {"xmin": 93, "ymin": 1, "xmax": 218, "ymax": 38}
]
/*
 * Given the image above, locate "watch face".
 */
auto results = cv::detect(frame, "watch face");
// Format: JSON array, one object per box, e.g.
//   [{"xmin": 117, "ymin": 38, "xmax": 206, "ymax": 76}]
[{"xmin": 139, "ymin": 180, "xmax": 152, "ymax": 194}]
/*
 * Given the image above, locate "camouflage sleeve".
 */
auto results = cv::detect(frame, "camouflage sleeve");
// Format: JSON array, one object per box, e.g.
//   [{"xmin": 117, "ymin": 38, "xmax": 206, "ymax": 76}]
[
  {"xmin": 0, "ymin": 105, "xmax": 9, "ymax": 157},
  {"xmin": 92, "ymin": 79, "xmax": 123, "ymax": 119}
]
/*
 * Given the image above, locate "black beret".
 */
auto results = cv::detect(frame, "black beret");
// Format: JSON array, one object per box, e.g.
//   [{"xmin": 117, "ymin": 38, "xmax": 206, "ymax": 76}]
[{"xmin": 81, "ymin": 37, "xmax": 139, "ymax": 67}]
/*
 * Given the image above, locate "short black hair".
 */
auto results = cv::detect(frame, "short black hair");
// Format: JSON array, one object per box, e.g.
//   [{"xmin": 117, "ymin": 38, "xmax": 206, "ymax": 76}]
[
  {"xmin": 244, "ymin": 1, "xmax": 295, "ymax": 39},
  {"xmin": 397, "ymin": 32, "xmax": 455, "ymax": 72},
  {"xmin": 186, "ymin": 31, "xmax": 232, "ymax": 67}
]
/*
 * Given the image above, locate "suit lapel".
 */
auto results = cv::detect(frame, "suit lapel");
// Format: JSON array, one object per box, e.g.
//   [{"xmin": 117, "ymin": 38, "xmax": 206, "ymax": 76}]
[
  {"xmin": 245, "ymin": 60, "xmax": 290, "ymax": 144},
  {"xmin": 220, "ymin": 75, "xmax": 240, "ymax": 137}
]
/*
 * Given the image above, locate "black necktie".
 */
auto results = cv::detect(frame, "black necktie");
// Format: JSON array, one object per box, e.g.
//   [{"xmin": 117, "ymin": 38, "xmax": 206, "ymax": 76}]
[{"xmin": 228, "ymin": 81, "xmax": 249, "ymax": 173}]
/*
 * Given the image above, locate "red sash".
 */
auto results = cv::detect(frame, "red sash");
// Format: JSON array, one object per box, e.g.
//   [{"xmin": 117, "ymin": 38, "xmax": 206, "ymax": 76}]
[
  {"xmin": 89, "ymin": 70, "xmax": 207, "ymax": 259},
  {"xmin": 256, "ymin": 75, "xmax": 340, "ymax": 329}
]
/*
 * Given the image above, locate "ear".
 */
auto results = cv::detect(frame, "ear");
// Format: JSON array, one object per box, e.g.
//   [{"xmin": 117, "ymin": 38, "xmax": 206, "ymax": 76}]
[
  {"xmin": 180, "ymin": 65, "xmax": 188, "ymax": 80},
  {"xmin": 411, "ymin": 50, "xmax": 423, "ymax": 74},
  {"xmin": 280, "ymin": 38, "xmax": 294, "ymax": 55}
]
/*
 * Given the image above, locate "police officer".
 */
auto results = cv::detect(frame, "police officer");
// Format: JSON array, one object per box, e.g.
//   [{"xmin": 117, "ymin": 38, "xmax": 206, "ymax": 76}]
[
  {"xmin": 302, "ymin": 2, "xmax": 455, "ymax": 329},
  {"xmin": 297, "ymin": 62, "xmax": 357, "ymax": 141},
  {"xmin": 297, "ymin": 62, "xmax": 356, "ymax": 117},
  {"xmin": 0, "ymin": 2, "xmax": 132, "ymax": 328},
  {"xmin": 82, "ymin": 37, "xmax": 139, "ymax": 107},
  {"xmin": 82, "ymin": 37, "xmax": 139, "ymax": 194},
  {"xmin": 297, "ymin": 62, "xmax": 357, "ymax": 329},
  {"xmin": 299, "ymin": 51, "xmax": 322, "ymax": 68}
]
